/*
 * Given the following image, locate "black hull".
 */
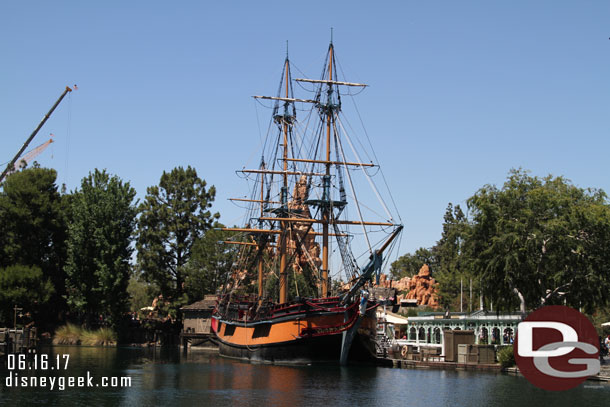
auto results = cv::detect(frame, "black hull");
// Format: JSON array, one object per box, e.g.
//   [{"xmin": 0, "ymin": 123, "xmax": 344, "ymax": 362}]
[{"xmin": 216, "ymin": 331, "xmax": 376, "ymax": 365}]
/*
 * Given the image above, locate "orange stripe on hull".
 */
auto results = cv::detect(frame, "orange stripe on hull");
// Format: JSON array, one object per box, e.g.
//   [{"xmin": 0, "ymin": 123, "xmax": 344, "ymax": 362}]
[{"xmin": 214, "ymin": 313, "xmax": 348, "ymax": 347}]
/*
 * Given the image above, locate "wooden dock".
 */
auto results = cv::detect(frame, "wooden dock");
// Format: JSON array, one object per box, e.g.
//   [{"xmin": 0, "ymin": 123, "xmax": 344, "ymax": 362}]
[
  {"xmin": 381, "ymin": 357, "xmax": 610, "ymax": 382},
  {"xmin": 378, "ymin": 357, "xmax": 503, "ymax": 372},
  {"xmin": 180, "ymin": 332, "xmax": 216, "ymax": 352},
  {"xmin": 0, "ymin": 327, "xmax": 38, "ymax": 357}
]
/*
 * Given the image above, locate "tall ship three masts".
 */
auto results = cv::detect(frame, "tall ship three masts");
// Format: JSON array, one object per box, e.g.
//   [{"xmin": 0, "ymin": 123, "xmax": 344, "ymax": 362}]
[{"xmin": 211, "ymin": 40, "xmax": 403, "ymax": 364}]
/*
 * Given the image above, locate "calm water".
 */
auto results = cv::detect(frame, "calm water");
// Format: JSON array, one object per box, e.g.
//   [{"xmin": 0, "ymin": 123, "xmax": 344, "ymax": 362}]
[{"xmin": 1, "ymin": 346, "xmax": 609, "ymax": 406}]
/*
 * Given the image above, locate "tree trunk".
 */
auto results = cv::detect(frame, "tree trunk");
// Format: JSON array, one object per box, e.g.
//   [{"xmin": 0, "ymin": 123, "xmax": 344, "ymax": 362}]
[{"xmin": 513, "ymin": 288, "xmax": 526, "ymax": 314}]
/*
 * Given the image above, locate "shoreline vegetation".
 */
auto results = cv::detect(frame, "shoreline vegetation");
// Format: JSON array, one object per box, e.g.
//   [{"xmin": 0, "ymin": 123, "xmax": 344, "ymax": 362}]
[{"xmin": 52, "ymin": 324, "xmax": 117, "ymax": 346}]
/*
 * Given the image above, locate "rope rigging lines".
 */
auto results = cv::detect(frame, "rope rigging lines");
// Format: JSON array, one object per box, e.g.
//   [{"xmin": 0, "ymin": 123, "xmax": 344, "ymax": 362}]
[{"xmin": 225, "ymin": 43, "xmax": 403, "ymax": 299}]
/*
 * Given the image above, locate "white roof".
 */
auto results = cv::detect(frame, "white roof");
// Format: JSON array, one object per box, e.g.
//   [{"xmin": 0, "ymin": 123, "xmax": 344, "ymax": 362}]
[{"xmin": 377, "ymin": 311, "xmax": 409, "ymax": 325}]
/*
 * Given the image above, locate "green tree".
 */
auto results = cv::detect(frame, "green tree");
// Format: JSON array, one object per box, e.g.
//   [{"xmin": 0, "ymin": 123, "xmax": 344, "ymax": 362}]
[
  {"xmin": 136, "ymin": 166, "xmax": 219, "ymax": 309},
  {"xmin": 389, "ymin": 247, "xmax": 435, "ymax": 279},
  {"xmin": 0, "ymin": 265, "xmax": 54, "ymax": 326},
  {"xmin": 433, "ymin": 203, "xmax": 472, "ymax": 310},
  {"xmin": 264, "ymin": 270, "xmax": 317, "ymax": 302},
  {"xmin": 466, "ymin": 169, "xmax": 610, "ymax": 313},
  {"xmin": 127, "ymin": 270, "xmax": 156, "ymax": 313},
  {"xmin": 64, "ymin": 169, "xmax": 137, "ymax": 328},
  {"xmin": 184, "ymin": 228, "xmax": 237, "ymax": 300},
  {"xmin": 0, "ymin": 167, "xmax": 68, "ymax": 326}
]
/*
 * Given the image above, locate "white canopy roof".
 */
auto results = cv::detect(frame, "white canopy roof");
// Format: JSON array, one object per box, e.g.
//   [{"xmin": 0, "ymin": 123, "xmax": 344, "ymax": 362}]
[{"xmin": 377, "ymin": 311, "xmax": 409, "ymax": 325}]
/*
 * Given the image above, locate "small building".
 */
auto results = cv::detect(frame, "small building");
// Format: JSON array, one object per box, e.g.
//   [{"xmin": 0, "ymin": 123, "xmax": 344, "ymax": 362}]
[
  {"xmin": 181, "ymin": 294, "xmax": 217, "ymax": 334},
  {"xmin": 403, "ymin": 310, "xmax": 523, "ymax": 355},
  {"xmin": 377, "ymin": 309, "xmax": 409, "ymax": 339},
  {"xmin": 399, "ymin": 299, "xmax": 418, "ymax": 309}
]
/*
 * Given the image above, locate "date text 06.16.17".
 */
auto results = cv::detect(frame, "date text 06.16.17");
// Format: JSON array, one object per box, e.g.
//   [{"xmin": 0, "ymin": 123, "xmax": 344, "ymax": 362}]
[{"xmin": 7, "ymin": 354, "xmax": 69, "ymax": 371}]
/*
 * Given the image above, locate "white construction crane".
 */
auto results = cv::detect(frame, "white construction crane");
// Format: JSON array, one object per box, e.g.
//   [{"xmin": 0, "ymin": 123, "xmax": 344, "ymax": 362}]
[
  {"xmin": 0, "ymin": 85, "xmax": 73, "ymax": 183},
  {"xmin": 13, "ymin": 136, "xmax": 55, "ymax": 171}
]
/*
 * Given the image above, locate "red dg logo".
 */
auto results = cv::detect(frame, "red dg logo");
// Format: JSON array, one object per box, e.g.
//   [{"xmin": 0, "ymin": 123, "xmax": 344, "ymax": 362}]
[{"xmin": 514, "ymin": 305, "xmax": 600, "ymax": 391}]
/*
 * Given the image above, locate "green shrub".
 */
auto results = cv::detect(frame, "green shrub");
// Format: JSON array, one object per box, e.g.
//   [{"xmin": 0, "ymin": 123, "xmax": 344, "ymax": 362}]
[
  {"xmin": 81, "ymin": 327, "xmax": 117, "ymax": 346},
  {"xmin": 53, "ymin": 323, "xmax": 83, "ymax": 345},
  {"xmin": 53, "ymin": 324, "xmax": 116, "ymax": 346},
  {"xmin": 497, "ymin": 345, "xmax": 515, "ymax": 368}
]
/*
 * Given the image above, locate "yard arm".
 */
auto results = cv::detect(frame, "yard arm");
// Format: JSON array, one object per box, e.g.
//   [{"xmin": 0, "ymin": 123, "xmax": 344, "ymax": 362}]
[{"xmin": 340, "ymin": 225, "xmax": 403, "ymax": 305}]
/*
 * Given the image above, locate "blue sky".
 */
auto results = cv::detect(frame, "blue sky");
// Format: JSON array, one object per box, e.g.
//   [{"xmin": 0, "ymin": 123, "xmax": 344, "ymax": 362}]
[{"xmin": 2, "ymin": 1, "xmax": 609, "ymax": 266}]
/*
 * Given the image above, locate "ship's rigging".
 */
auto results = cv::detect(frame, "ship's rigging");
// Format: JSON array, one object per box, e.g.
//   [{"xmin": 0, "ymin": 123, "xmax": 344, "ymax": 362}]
[
  {"xmin": 212, "ymin": 40, "xmax": 403, "ymax": 365},
  {"xmin": 221, "ymin": 42, "xmax": 402, "ymax": 304}
]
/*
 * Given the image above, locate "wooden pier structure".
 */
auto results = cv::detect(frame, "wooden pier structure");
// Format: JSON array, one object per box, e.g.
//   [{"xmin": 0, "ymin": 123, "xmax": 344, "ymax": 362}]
[{"xmin": 0, "ymin": 327, "xmax": 38, "ymax": 357}]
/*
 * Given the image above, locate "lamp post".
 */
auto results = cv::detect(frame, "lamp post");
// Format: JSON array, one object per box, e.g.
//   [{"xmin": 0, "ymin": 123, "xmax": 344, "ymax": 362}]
[{"xmin": 13, "ymin": 305, "xmax": 23, "ymax": 330}]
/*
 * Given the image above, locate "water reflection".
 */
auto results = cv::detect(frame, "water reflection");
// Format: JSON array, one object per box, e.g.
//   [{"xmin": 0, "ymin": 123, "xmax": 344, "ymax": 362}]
[{"xmin": 1, "ymin": 346, "xmax": 609, "ymax": 406}]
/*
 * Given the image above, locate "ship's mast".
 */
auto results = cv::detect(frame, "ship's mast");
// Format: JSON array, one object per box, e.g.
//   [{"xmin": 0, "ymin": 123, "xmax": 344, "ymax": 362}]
[
  {"xmin": 257, "ymin": 161, "xmax": 265, "ymax": 302},
  {"xmin": 279, "ymin": 56, "xmax": 290, "ymax": 304},
  {"xmin": 321, "ymin": 42, "xmax": 334, "ymax": 298}
]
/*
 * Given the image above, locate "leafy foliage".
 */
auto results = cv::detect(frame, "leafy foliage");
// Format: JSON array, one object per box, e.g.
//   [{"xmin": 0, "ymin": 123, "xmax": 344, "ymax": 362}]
[
  {"xmin": 264, "ymin": 271, "xmax": 317, "ymax": 302},
  {"xmin": 0, "ymin": 265, "xmax": 54, "ymax": 326},
  {"xmin": 0, "ymin": 167, "xmax": 68, "ymax": 325},
  {"xmin": 184, "ymin": 228, "xmax": 237, "ymax": 300},
  {"xmin": 64, "ymin": 169, "xmax": 137, "ymax": 328},
  {"xmin": 392, "ymin": 169, "xmax": 610, "ymax": 314},
  {"xmin": 127, "ymin": 271, "xmax": 157, "ymax": 313},
  {"xmin": 466, "ymin": 169, "xmax": 610, "ymax": 313},
  {"xmin": 433, "ymin": 203, "xmax": 473, "ymax": 310},
  {"xmin": 497, "ymin": 345, "xmax": 515, "ymax": 368},
  {"xmin": 587, "ymin": 307, "xmax": 610, "ymax": 336},
  {"xmin": 389, "ymin": 247, "xmax": 435, "ymax": 279},
  {"xmin": 136, "ymin": 166, "xmax": 219, "ymax": 307}
]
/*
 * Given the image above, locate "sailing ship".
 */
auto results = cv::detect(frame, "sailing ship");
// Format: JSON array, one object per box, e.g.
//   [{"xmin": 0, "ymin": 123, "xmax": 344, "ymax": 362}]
[{"xmin": 211, "ymin": 40, "xmax": 403, "ymax": 365}]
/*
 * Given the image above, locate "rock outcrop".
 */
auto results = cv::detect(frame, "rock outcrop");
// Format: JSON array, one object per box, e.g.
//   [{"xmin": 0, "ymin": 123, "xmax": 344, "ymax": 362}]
[
  {"xmin": 283, "ymin": 175, "xmax": 322, "ymax": 271},
  {"xmin": 378, "ymin": 274, "xmax": 411, "ymax": 291},
  {"xmin": 377, "ymin": 264, "xmax": 439, "ymax": 308},
  {"xmin": 404, "ymin": 265, "xmax": 439, "ymax": 307}
]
